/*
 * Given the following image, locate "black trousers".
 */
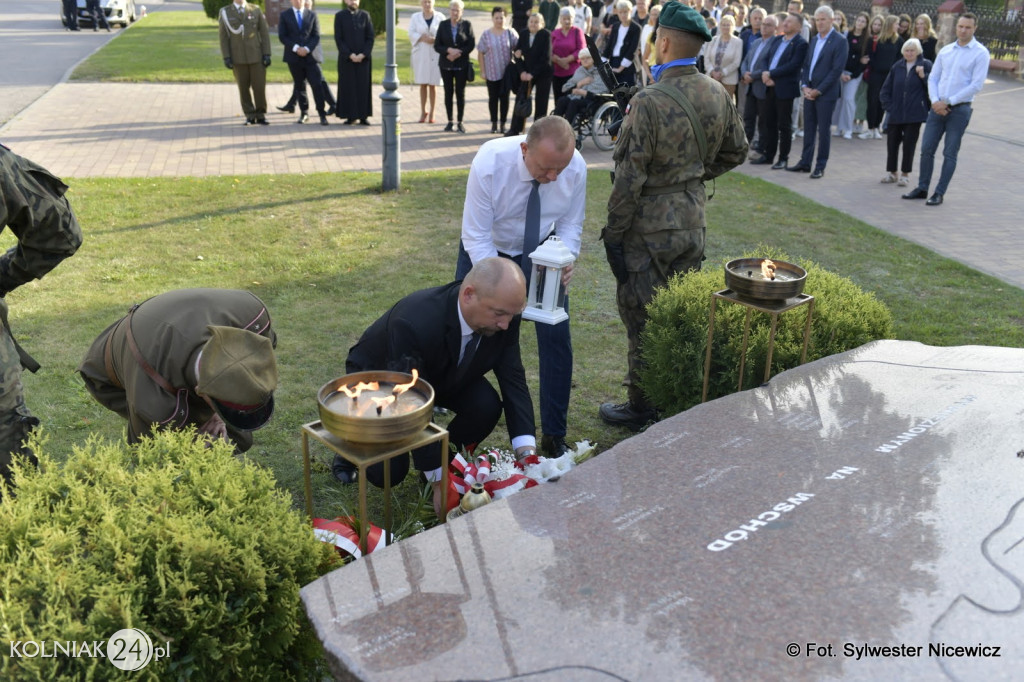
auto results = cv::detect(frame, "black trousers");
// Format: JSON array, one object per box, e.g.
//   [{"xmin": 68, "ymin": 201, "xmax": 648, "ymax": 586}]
[
  {"xmin": 441, "ymin": 68, "xmax": 468, "ymax": 123},
  {"xmin": 62, "ymin": 0, "xmax": 78, "ymax": 28},
  {"xmin": 486, "ymin": 79, "xmax": 510, "ymax": 126},
  {"xmin": 507, "ymin": 73, "xmax": 551, "ymax": 135},
  {"xmin": 866, "ymin": 71, "xmax": 888, "ymax": 129},
  {"xmin": 743, "ymin": 88, "xmax": 759, "ymax": 151},
  {"xmin": 364, "ymin": 375, "xmax": 503, "ymax": 488},
  {"xmin": 756, "ymin": 90, "xmax": 794, "ymax": 163},
  {"xmin": 286, "ymin": 59, "xmax": 326, "ymax": 115},
  {"xmin": 85, "ymin": 0, "xmax": 108, "ymax": 29},
  {"xmin": 886, "ymin": 121, "xmax": 923, "ymax": 174}
]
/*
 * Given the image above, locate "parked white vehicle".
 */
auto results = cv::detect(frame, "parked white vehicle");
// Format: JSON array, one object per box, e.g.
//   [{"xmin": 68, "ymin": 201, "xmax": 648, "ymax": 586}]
[{"xmin": 60, "ymin": 0, "xmax": 138, "ymax": 29}]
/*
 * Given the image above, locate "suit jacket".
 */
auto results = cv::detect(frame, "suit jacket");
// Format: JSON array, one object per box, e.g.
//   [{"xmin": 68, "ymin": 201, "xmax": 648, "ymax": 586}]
[
  {"xmin": 346, "ymin": 282, "xmax": 535, "ymax": 440},
  {"xmin": 800, "ymin": 29, "xmax": 847, "ymax": 101},
  {"xmin": 434, "ymin": 19, "xmax": 476, "ymax": 71},
  {"xmin": 516, "ymin": 28, "xmax": 552, "ymax": 78},
  {"xmin": 745, "ymin": 35, "xmax": 774, "ymax": 99},
  {"xmin": 279, "ymin": 6, "xmax": 321, "ymax": 65},
  {"xmin": 603, "ymin": 20, "xmax": 640, "ymax": 69},
  {"xmin": 764, "ymin": 33, "xmax": 808, "ymax": 100}
]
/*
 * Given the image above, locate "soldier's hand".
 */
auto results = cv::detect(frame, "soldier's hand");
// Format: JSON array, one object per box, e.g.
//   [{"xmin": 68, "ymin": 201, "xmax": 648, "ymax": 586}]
[
  {"xmin": 603, "ymin": 241, "xmax": 628, "ymax": 285},
  {"xmin": 262, "ymin": 55, "xmax": 272, "ymax": 67},
  {"xmin": 199, "ymin": 413, "xmax": 229, "ymax": 442},
  {"xmin": 224, "ymin": 57, "xmax": 233, "ymax": 69}
]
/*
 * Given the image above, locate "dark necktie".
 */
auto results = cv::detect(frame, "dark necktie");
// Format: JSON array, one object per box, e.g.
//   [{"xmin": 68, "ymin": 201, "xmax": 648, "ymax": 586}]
[
  {"xmin": 521, "ymin": 179, "xmax": 541, "ymax": 289},
  {"xmin": 456, "ymin": 332, "xmax": 480, "ymax": 381}
]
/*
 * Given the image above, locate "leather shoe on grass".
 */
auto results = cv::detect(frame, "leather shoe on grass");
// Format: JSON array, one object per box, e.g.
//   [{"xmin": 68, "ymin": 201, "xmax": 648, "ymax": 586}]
[
  {"xmin": 810, "ymin": 168, "xmax": 824, "ymax": 179},
  {"xmin": 926, "ymin": 193, "xmax": 943, "ymax": 206},
  {"xmin": 331, "ymin": 455, "xmax": 358, "ymax": 484},
  {"xmin": 786, "ymin": 164, "xmax": 811, "ymax": 173},
  {"xmin": 599, "ymin": 401, "xmax": 657, "ymax": 432},
  {"xmin": 541, "ymin": 434, "xmax": 571, "ymax": 457},
  {"xmin": 902, "ymin": 187, "xmax": 928, "ymax": 200}
]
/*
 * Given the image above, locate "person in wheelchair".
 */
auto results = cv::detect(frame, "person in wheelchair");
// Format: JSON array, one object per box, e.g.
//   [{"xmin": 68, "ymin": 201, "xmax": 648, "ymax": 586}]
[{"xmin": 552, "ymin": 48, "xmax": 610, "ymax": 126}]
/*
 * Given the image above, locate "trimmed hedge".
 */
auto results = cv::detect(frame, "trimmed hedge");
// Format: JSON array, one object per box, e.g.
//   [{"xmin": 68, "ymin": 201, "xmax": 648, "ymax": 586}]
[
  {"xmin": 0, "ymin": 429, "xmax": 340, "ymax": 680},
  {"xmin": 640, "ymin": 249, "xmax": 894, "ymax": 415},
  {"xmin": 203, "ymin": 0, "xmax": 263, "ymax": 21}
]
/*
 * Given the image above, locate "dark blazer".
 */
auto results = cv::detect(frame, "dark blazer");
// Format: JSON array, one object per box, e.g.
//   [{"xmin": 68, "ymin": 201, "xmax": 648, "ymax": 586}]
[
  {"xmin": 764, "ymin": 33, "xmax": 808, "ymax": 100},
  {"xmin": 516, "ymin": 28, "xmax": 552, "ymax": 78},
  {"xmin": 746, "ymin": 35, "xmax": 774, "ymax": 100},
  {"xmin": 434, "ymin": 19, "xmax": 476, "ymax": 71},
  {"xmin": 867, "ymin": 37, "xmax": 903, "ymax": 80},
  {"xmin": 800, "ymin": 29, "xmax": 847, "ymax": 101},
  {"xmin": 880, "ymin": 57, "xmax": 932, "ymax": 124},
  {"xmin": 603, "ymin": 20, "xmax": 641, "ymax": 69},
  {"xmin": 844, "ymin": 31, "xmax": 867, "ymax": 78},
  {"xmin": 346, "ymin": 282, "xmax": 535, "ymax": 440},
  {"xmin": 278, "ymin": 6, "xmax": 321, "ymax": 65}
]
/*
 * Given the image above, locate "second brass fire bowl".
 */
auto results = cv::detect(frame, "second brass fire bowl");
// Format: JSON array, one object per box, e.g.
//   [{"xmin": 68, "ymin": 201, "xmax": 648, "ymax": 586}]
[
  {"xmin": 318, "ymin": 371, "xmax": 435, "ymax": 445},
  {"xmin": 724, "ymin": 258, "xmax": 807, "ymax": 303}
]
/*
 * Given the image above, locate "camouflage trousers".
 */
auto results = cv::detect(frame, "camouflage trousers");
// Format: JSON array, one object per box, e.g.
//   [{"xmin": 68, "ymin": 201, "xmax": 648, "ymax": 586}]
[
  {"xmin": 0, "ymin": 314, "xmax": 39, "ymax": 488},
  {"xmin": 615, "ymin": 227, "xmax": 705, "ymax": 408}
]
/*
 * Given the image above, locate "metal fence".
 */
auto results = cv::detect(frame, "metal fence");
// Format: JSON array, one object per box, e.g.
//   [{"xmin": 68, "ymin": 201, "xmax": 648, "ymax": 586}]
[{"xmin": 767, "ymin": 1, "xmax": 1022, "ymax": 61}]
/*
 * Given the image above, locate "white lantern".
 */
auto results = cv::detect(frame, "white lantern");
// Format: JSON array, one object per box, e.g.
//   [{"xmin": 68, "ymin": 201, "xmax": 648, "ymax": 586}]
[{"xmin": 522, "ymin": 236, "xmax": 575, "ymax": 325}]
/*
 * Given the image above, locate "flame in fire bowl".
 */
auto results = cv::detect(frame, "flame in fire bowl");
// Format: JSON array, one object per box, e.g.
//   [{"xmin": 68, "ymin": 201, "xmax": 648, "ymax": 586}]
[
  {"xmin": 318, "ymin": 371, "xmax": 435, "ymax": 444},
  {"xmin": 724, "ymin": 258, "xmax": 807, "ymax": 303}
]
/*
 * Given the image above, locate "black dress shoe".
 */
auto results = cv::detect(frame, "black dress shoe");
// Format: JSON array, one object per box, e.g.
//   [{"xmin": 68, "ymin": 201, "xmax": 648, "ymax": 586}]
[
  {"xmin": 245, "ymin": 117, "xmax": 256, "ymax": 126},
  {"xmin": 810, "ymin": 168, "xmax": 825, "ymax": 179},
  {"xmin": 541, "ymin": 434, "xmax": 571, "ymax": 458},
  {"xmin": 902, "ymin": 187, "xmax": 928, "ymax": 200},
  {"xmin": 444, "ymin": 122, "xmax": 454, "ymax": 132},
  {"xmin": 456, "ymin": 122, "xmax": 466, "ymax": 133},
  {"xmin": 343, "ymin": 118, "xmax": 356, "ymax": 125},
  {"xmin": 491, "ymin": 123, "xmax": 498, "ymax": 134},
  {"xmin": 358, "ymin": 119, "xmax": 370, "ymax": 125},
  {"xmin": 296, "ymin": 113, "xmax": 308, "ymax": 124},
  {"xmin": 326, "ymin": 106, "xmax": 336, "ymax": 116},
  {"xmin": 748, "ymin": 155, "xmax": 771, "ymax": 165},
  {"xmin": 331, "ymin": 455, "xmax": 358, "ymax": 485},
  {"xmin": 770, "ymin": 160, "xmax": 787, "ymax": 170},
  {"xmin": 599, "ymin": 401, "xmax": 657, "ymax": 432},
  {"xmin": 257, "ymin": 118, "xmax": 269, "ymax": 125},
  {"xmin": 926, "ymin": 193, "xmax": 944, "ymax": 206},
  {"xmin": 786, "ymin": 164, "xmax": 811, "ymax": 172},
  {"xmin": 320, "ymin": 115, "xmax": 329, "ymax": 126},
  {"xmin": 500, "ymin": 124, "xmax": 506, "ymax": 134},
  {"xmin": 276, "ymin": 105, "xmax": 295, "ymax": 113}
]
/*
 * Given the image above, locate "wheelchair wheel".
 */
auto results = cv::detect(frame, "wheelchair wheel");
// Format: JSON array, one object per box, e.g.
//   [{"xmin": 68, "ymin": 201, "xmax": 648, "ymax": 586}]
[{"xmin": 592, "ymin": 102, "xmax": 622, "ymax": 151}]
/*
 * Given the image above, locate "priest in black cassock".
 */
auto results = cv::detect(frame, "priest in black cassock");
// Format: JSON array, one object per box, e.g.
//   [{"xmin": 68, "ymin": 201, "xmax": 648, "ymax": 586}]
[{"xmin": 334, "ymin": 0, "xmax": 375, "ymax": 124}]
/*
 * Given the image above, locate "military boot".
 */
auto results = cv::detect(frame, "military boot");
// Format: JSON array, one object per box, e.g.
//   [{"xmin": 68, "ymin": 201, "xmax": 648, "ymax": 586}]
[{"xmin": 599, "ymin": 401, "xmax": 657, "ymax": 432}]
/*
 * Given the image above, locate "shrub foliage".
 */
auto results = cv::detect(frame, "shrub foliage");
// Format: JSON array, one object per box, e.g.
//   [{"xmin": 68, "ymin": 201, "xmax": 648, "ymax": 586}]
[
  {"xmin": 0, "ymin": 430, "xmax": 339, "ymax": 681},
  {"xmin": 639, "ymin": 249, "xmax": 894, "ymax": 415},
  {"xmin": 203, "ymin": 0, "xmax": 264, "ymax": 21}
]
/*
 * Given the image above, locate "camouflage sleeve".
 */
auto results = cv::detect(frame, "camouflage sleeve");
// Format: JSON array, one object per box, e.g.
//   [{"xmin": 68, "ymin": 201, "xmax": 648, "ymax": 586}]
[
  {"xmin": 0, "ymin": 148, "xmax": 83, "ymax": 296},
  {"xmin": 603, "ymin": 94, "xmax": 655, "ymax": 246},
  {"xmin": 704, "ymin": 95, "xmax": 749, "ymax": 180}
]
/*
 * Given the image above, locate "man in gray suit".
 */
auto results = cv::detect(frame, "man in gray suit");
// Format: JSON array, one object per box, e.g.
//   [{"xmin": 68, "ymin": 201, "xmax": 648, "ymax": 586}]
[
  {"xmin": 743, "ymin": 13, "xmax": 779, "ymax": 162},
  {"xmin": 789, "ymin": 5, "xmax": 847, "ymax": 178}
]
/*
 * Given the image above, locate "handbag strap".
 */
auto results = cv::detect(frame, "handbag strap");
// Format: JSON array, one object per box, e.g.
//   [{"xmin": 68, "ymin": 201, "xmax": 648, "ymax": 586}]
[{"xmin": 647, "ymin": 81, "xmax": 708, "ymax": 163}]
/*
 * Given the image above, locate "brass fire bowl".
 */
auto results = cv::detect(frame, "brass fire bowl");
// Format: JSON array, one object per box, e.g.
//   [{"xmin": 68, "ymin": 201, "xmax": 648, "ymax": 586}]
[
  {"xmin": 317, "ymin": 371, "xmax": 435, "ymax": 445},
  {"xmin": 724, "ymin": 258, "xmax": 807, "ymax": 303}
]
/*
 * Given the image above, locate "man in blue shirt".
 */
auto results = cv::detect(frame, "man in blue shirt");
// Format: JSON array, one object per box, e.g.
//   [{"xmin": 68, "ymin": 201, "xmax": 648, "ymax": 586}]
[{"xmin": 902, "ymin": 13, "xmax": 989, "ymax": 206}]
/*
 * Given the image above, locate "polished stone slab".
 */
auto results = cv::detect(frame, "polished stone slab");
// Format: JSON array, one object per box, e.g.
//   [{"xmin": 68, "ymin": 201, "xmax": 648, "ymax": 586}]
[{"xmin": 301, "ymin": 340, "xmax": 1024, "ymax": 681}]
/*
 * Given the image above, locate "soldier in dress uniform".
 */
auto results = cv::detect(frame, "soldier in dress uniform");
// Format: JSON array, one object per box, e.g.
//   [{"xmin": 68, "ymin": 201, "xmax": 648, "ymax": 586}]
[
  {"xmin": 599, "ymin": 1, "xmax": 747, "ymax": 431},
  {"xmin": 0, "ymin": 144, "xmax": 83, "ymax": 490},
  {"xmin": 78, "ymin": 289, "xmax": 278, "ymax": 454},
  {"xmin": 219, "ymin": 0, "xmax": 273, "ymax": 125}
]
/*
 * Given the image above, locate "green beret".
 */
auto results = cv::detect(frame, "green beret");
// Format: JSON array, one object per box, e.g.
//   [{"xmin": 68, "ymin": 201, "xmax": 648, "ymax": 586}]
[{"xmin": 658, "ymin": 1, "xmax": 713, "ymax": 42}]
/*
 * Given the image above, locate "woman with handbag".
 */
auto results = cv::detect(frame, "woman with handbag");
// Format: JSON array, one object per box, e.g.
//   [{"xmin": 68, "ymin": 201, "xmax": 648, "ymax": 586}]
[
  {"xmin": 602, "ymin": 0, "xmax": 641, "ymax": 87},
  {"xmin": 478, "ymin": 6, "xmax": 519, "ymax": 134},
  {"xmin": 506, "ymin": 13, "xmax": 553, "ymax": 136},
  {"xmin": 409, "ymin": 0, "xmax": 445, "ymax": 123},
  {"xmin": 434, "ymin": 0, "xmax": 475, "ymax": 133}
]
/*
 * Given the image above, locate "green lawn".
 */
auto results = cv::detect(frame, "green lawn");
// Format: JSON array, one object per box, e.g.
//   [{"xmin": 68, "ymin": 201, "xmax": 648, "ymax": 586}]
[
  {"xmin": 71, "ymin": 9, "xmax": 417, "ymax": 86},
  {"xmin": 7, "ymin": 171, "xmax": 1024, "ymax": 527}
]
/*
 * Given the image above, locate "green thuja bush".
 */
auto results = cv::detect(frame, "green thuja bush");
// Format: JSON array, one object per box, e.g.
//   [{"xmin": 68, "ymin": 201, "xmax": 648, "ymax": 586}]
[
  {"xmin": 0, "ymin": 429, "xmax": 340, "ymax": 681},
  {"xmin": 640, "ymin": 249, "xmax": 894, "ymax": 415},
  {"xmin": 204, "ymin": 0, "xmax": 264, "ymax": 21}
]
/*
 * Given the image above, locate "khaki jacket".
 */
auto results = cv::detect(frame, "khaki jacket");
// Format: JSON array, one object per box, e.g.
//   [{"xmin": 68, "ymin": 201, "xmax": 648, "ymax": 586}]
[{"xmin": 219, "ymin": 2, "xmax": 271, "ymax": 65}]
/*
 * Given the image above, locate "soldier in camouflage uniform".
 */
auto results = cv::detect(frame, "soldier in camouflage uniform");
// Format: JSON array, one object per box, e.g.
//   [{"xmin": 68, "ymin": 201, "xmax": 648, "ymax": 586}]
[
  {"xmin": 599, "ymin": 1, "xmax": 747, "ymax": 431},
  {"xmin": 219, "ymin": 0, "xmax": 273, "ymax": 125},
  {"xmin": 0, "ymin": 145, "xmax": 83, "ymax": 488}
]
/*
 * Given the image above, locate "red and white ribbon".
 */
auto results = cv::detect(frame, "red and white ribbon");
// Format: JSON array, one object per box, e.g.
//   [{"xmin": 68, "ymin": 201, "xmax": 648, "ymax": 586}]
[{"xmin": 312, "ymin": 517, "xmax": 387, "ymax": 560}]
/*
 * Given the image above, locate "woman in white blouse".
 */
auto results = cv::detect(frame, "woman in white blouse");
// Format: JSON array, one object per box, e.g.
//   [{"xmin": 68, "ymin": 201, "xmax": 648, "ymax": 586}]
[
  {"xmin": 703, "ymin": 13, "xmax": 742, "ymax": 99},
  {"xmin": 409, "ymin": 0, "xmax": 445, "ymax": 123}
]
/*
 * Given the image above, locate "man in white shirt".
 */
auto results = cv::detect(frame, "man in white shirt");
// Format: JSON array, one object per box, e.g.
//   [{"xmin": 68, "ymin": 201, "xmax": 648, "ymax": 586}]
[
  {"xmin": 456, "ymin": 116, "xmax": 587, "ymax": 458},
  {"xmin": 902, "ymin": 12, "xmax": 989, "ymax": 206}
]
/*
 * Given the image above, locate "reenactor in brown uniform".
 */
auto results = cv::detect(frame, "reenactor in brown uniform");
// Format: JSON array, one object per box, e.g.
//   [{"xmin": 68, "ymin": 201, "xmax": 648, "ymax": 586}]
[
  {"xmin": 600, "ymin": 1, "xmax": 748, "ymax": 430},
  {"xmin": 78, "ymin": 289, "xmax": 278, "ymax": 453},
  {"xmin": 219, "ymin": 0, "xmax": 273, "ymax": 125},
  {"xmin": 0, "ymin": 144, "xmax": 83, "ymax": 488}
]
